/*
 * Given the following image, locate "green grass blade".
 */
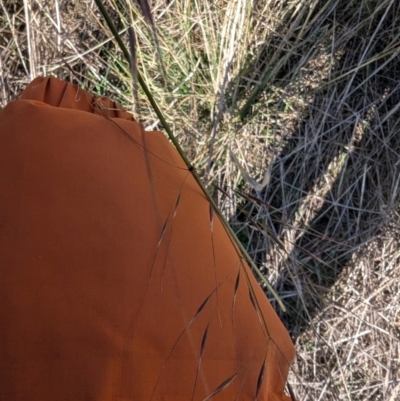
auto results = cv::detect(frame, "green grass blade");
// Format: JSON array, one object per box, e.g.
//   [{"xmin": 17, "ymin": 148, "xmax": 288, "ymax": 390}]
[{"xmin": 93, "ymin": 0, "xmax": 286, "ymax": 312}]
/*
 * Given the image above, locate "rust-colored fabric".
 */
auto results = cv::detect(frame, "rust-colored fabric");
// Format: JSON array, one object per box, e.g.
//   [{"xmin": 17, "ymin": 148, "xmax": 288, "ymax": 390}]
[{"xmin": 0, "ymin": 77, "xmax": 295, "ymax": 401}]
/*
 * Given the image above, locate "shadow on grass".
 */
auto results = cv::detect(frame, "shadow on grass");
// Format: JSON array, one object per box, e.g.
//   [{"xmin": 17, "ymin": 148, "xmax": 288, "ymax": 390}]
[{"xmin": 229, "ymin": 0, "xmax": 400, "ymax": 340}]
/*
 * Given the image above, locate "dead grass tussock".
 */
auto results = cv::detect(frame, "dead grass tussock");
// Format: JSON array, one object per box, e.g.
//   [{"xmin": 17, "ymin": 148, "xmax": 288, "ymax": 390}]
[
  {"xmin": 290, "ymin": 221, "xmax": 400, "ymax": 400},
  {"xmin": 1, "ymin": 0, "xmax": 400, "ymax": 399}
]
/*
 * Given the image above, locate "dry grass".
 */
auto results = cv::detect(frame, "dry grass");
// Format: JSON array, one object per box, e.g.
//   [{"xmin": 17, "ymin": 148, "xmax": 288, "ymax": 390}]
[{"xmin": 1, "ymin": 0, "xmax": 400, "ymax": 400}]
